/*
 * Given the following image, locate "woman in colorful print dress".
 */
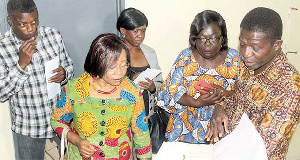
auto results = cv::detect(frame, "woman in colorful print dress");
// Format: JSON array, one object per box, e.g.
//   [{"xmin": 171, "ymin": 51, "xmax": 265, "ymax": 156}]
[
  {"xmin": 157, "ymin": 10, "xmax": 244, "ymax": 144},
  {"xmin": 51, "ymin": 33, "xmax": 152, "ymax": 160}
]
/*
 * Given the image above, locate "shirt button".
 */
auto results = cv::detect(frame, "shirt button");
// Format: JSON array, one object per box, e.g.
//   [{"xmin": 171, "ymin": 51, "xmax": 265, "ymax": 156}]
[
  {"xmin": 100, "ymin": 131, "xmax": 105, "ymax": 136},
  {"xmin": 101, "ymin": 109, "xmax": 106, "ymax": 115},
  {"xmin": 99, "ymin": 151, "xmax": 105, "ymax": 157},
  {"xmin": 101, "ymin": 100, "xmax": 106, "ymax": 105},
  {"xmin": 101, "ymin": 121, "xmax": 105, "ymax": 126},
  {"xmin": 99, "ymin": 141, "xmax": 104, "ymax": 146}
]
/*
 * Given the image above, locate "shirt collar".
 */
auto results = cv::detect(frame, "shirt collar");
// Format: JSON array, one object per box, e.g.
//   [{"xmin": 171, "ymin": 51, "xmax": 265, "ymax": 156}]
[{"xmin": 245, "ymin": 51, "xmax": 286, "ymax": 82}]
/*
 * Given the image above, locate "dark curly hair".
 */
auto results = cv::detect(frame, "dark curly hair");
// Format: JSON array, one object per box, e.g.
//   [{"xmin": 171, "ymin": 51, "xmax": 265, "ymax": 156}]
[
  {"xmin": 189, "ymin": 10, "xmax": 228, "ymax": 51},
  {"xmin": 240, "ymin": 7, "xmax": 282, "ymax": 44},
  {"xmin": 7, "ymin": 0, "xmax": 37, "ymax": 16}
]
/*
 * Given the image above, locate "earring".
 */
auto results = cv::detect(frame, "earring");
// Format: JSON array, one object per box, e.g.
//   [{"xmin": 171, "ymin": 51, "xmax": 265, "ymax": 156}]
[{"xmin": 122, "ymin": 34, "xmax": 125, "ymax": 38}]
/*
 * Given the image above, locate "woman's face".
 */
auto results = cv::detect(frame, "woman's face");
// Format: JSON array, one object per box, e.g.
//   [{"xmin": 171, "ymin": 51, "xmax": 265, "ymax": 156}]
[
  {"xmin": 101, "ymin": 49, "xmax": 129, "ymax": 86},
  {"xmin": 121, "ymin": 24, "xmax": 146, "ymax": 47},
  {"xmin": 195, "ymin": 23, "xmax": 223, "ymax": 59}
]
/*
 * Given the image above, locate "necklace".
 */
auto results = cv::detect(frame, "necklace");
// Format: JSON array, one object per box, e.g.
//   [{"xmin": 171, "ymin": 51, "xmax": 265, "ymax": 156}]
[{"xmin": 92, "ymin": 77, "xmax": 117, "ymax": 94}]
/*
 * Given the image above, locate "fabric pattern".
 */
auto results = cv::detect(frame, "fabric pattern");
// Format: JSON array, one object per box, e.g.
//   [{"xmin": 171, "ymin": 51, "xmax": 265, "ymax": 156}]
[
  {"xmin": 51, "ymin": 72, "xmax": 152, "ymax": 159},
  {"xmin": 222, "ymin": 52, "xmax": 300, "ymax": 159},
  {"xmin": 0, "ymin": 26, "xmax": 74, "ymax": 138},
  {"xmin": 157, "ymin": 47, "xmax": 243, "ymax": 143}
]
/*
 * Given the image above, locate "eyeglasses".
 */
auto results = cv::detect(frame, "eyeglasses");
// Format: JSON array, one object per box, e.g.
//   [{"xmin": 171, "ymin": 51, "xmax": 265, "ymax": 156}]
[
  {"xmin": 107, "ymin": 62, "xmax": 130, "ymax": 73},
  {"xmin": 195, "ymin": 36, "xmax": 222, "ymax": 45}
]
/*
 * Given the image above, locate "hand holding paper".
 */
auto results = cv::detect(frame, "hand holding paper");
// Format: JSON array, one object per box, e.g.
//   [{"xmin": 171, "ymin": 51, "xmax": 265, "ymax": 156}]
[
  {"xmin": 133, "ymin": 68, "xmax": 162, "ymax": 84},
  {"xmin": 133, "ymin": 68, "xmax": 161, "ymax": 91}
]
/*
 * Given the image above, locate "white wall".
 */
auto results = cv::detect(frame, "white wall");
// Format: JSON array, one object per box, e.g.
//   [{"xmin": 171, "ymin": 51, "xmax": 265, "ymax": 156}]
[
  {"xmin": 125, "ymin": 0, "xmax": 300, "ymax": 159},
  {"xmin": 0, "ymin": 102, "xmax": 15, "ymax": 159},
  {"xmin": 125, "ymin": 0, "xmax": 300, "ymax": 78}
]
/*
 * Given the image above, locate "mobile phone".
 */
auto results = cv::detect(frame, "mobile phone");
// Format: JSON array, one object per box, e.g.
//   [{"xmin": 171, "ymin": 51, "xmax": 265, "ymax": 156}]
[{"xmin": 194, "ymin": 80, "xmax": 214, "ymax": 93}]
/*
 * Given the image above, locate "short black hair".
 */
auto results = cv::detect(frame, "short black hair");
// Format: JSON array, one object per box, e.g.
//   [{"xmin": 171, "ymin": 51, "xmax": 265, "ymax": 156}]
[
  {"xmin": 7, "ymin": 0, "xmax": 37, "ymax": 16},
  {"xmin": 240, "ymin": 7, "xmax": 282, "ymax": 43},
  {"xmin": 116, "ymin": 7, "xmax": 148, "ymax": 32},
  {"xmin": 189, "ymin": 10, "xmax": 228, "ymax": 51},
  {"xmin": 84, "ymin": 33, "xmax": 130, "ymax": 78}
]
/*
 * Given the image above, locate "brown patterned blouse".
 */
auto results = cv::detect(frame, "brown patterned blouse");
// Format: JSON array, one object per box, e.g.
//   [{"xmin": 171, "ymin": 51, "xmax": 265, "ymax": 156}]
[{"xmin": 221, "ymin": 52, "xmax": 300, "ymax": 159}]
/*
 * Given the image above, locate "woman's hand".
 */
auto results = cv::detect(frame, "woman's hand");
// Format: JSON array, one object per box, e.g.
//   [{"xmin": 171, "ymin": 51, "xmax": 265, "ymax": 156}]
[
  {"xmin": 138, "ymin": 77, "xmax": 156, "ymax": 92},
  {"xmin": 212, "ymin": 84, "xmax": 234, "ymax": 97},
  {"xmin": 195, "ymin": 88, "xmax": 224, "ymax": 107},
  {"xmin": 75, "ymin": 139, "xmax": 97, "ymax": 158}
]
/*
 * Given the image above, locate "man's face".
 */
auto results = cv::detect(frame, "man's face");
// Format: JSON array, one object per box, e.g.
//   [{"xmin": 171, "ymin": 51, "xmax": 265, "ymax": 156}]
[
  {"xmin": 7, "ymin": 9, "xmax": 39, "ymax": 41},
  {"xmin": 239, "ymin": 28, "xmax": 281, "ymax": 75}
]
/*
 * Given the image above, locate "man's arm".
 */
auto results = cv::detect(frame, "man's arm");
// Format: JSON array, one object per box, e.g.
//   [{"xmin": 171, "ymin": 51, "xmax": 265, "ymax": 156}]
[
  {"xmin": 205, "ymin": 104, "xmax": 229, "ymax": 142},
  {"xmin": 205, "ymin": 94, "xmax": 237, "ymax": 142},
  {"xmin": 0, "ymin": 62, "xmax": 29, "ymax": 101},
  {"xmin": 0, "ymin": 38, "xmax": 36, "ymax": 101}
]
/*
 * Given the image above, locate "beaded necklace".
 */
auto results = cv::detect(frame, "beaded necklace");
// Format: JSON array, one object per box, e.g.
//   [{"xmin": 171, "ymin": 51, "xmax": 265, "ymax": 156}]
[{"xmin": 92, "ymin": 77, "xmax": 117, "ymax": 94}]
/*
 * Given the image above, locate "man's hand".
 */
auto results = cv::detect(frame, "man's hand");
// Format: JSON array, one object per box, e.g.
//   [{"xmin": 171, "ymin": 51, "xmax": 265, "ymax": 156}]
[
  {"xmin": 138, "ymin": 77, "xmax": 156, "ymax": 92},
  {"xmin": 206, "ymin": 105, "xmax": 229, "ymax": 143},
  {"xmin": 75, "ymin": 139, "xmax": 97, "ymax": 158},
  {"xmin": 18, "ymin": 37, "xmax": 37, "ymax": 69},
  {"xmin": 48, "ymin": 66, "xmax": 66, "ymax": 83}
]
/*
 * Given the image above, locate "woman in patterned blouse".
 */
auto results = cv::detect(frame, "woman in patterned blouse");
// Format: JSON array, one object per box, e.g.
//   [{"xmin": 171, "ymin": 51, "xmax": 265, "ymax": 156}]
[
  {"xmin": 157, "ymin": 10, "xmax": 243, "ymax": 144},
  {"xmin": 51, "ymin": 33, "xmax": 152, "ymax": 160}
]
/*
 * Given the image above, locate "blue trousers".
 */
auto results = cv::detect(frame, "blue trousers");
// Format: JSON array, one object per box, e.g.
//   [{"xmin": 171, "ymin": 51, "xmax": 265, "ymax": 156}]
[{"xmin": 13, "ymin": 132, "xmax": 60, "ymax": 160}]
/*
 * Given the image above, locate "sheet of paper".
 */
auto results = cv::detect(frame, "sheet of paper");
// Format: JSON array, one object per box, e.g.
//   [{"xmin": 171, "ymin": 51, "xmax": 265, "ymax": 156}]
[
  {"xmin": 133, "ymin": 68, "xmax": 161, "ymax": 84},
  {"xmin": 155, "ymin": 142, "xmax": 213, "ymax": 160},
  {"xmin": 213, "ymin": 113, "xmax": 268, "ymax": 160},
  {"xmin": 45, "ymin": 57, "xmax": 61, "ymax": 99}
]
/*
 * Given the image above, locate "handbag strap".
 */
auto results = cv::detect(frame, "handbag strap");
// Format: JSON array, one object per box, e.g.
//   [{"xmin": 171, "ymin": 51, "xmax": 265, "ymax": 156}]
[
  {"xmin": 60, "ymin": 126, "xmax": 70, "ymax": 160},
  {"xmin": 60, "ymin": 127, "xmax": 94, "ymax": 160}
]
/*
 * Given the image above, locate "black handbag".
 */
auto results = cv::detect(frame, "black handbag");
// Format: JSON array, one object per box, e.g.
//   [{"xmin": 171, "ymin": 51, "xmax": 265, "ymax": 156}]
[{"xmin": 148, "ymin": 106, "xmax": 171, "ymax": 154}]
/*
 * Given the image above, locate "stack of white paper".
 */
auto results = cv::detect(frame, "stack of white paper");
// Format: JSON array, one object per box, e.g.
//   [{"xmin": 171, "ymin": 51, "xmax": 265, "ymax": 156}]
[
  {"xmin": 45, "ymin": 57, "xmax": 61, "ymax": 99},
  {"xmin": 154, "ymin": 113, "xmax": 268, "ymax": 160},
  {"xmin": 213, "ymin": 113, "xmax": 268, "ymax": 160}
]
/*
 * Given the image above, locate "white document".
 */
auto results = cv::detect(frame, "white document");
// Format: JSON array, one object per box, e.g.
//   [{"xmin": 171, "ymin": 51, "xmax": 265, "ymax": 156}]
[
  {"xmin": 213, "ymin": 113, "xmax": 268, "ymax": 160},
  {"xmin": 45, "ymin": 57, "xmax": 61, "ymax": 99},
  {"xmin": 133, "ymin": 68, "xmax": 161, "ymax": 84},
  {"xmin": 155, "ymin": 142, "xmax": 213, "ymax": 160}
]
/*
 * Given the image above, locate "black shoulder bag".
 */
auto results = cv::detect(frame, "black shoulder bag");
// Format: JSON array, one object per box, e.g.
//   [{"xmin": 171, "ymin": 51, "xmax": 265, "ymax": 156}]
[{"xmin": 148, "ymin": 106, "xmax": 171, "ymax": 154}]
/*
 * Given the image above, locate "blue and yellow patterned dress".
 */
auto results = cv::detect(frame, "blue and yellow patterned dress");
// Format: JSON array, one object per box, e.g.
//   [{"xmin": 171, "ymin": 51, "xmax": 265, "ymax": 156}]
[
  {"xmin": 51, "ymin": 72, "xmax": 152, "ymax": 160},
  {"xmin": 157, "ymin": 47, "xmax": 243, "ymax": 143}
]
